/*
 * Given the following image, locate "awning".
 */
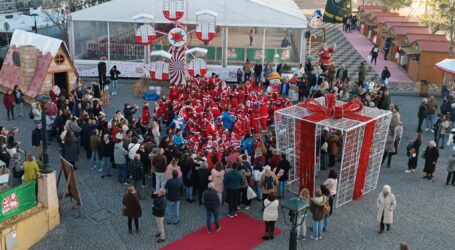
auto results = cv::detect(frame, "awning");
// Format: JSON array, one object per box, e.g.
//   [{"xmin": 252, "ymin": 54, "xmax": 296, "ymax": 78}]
[
  {"xmin": 401, "ymin": 47, "xmax": 419, "ymax": 55},
  {"xmin": 435, "ymin": 59, "xmax": 455, "ymax": 75}
]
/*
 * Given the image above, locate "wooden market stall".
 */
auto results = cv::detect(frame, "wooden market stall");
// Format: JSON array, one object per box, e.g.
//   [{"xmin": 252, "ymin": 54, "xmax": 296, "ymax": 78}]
[
  {"xmin": 363, "ymin": 12, "xmax": 399, "ymax": 39},
  {"xmin": 391, "ymin": 33, "xmax": 447, "ymax": 63},
  {"xmin": 376, "ymin": 21, "xmax": 421, "ymax": 49},
  {"xmin": 406, "ymin": 40, "xmax": 450, "ymax": 84}
]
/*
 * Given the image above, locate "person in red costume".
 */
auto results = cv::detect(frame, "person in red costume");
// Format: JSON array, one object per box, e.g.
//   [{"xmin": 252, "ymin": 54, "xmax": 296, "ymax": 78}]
[
  {"xmin": 141, "ymin": 102, "xmax": 151, "ymax": 127},
  {"xmin": 260, "ymin": 101, "xmax": 269, "ymax": 132},
  {"xmin": 318, "ymin": 43, "xmax": 336, "ymax": 71},
  {"xmin": 205, "ymin": 118, "xmax": 216, "ymax": 139},
  {"xmin": 168, "ymin": 84, "xmax": 179, "ymax": 101}
]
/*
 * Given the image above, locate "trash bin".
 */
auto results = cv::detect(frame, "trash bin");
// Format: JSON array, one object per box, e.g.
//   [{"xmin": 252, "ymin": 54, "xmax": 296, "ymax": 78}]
[{"xmin": 419, "ymin": 80, "xmax": 429, "ymax": 97}]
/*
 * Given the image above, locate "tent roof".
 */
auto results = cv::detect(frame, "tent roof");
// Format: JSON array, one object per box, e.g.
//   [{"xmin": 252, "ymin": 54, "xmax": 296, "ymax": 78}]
[
  {"xmin": 435, "ymin": 59, "xmax": 455, "ymax": 75},
  {"xmin": 71, "ymin": 0, "xmax": 307, "ymax": 29},
  {"xmin": 10, "ymin": 29, "xmax": 63, "ymax": 57}
]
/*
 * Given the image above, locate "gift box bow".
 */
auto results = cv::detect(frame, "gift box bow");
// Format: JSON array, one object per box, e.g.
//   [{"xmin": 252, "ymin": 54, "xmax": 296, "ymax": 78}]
[{"xmin": 301, "ymin": 94, "xmax": 363, "ymax": 119}]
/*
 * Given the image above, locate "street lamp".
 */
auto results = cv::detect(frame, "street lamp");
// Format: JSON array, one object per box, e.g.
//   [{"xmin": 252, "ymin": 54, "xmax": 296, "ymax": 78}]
[
  {"xmin": 35, "ymin": 95, "xmax": 52, "ymax": 174},
  {"xmin": 30, "ymin": 13, "xmax": 38, "ymax": 33},
  {"xmin": 281, "ymin": 197, "xmax": 310, "ymax": 250}
]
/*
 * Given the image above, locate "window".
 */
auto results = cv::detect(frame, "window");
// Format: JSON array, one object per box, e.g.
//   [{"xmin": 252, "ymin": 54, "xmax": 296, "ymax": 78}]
[{"xmin": 54, "ymin": 54, "xmax": 65, "ymax": 65}]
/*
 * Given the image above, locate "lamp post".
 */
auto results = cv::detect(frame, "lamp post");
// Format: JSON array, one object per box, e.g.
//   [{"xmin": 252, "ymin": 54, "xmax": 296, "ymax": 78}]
[
  {"xmin": 281, "ymin": 197, "xmax": 309, "ymax": 250},
  {"xmin": 35, "ymin": 95, "xmax": 52, "ymax": 174},
  {"xmin": 30, "ymin": 13, "xmax": 38, "ymax": 33}
]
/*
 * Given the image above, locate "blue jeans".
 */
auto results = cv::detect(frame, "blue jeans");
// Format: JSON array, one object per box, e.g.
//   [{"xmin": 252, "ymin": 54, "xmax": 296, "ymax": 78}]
[
  {"xmin": 18, "ymin": 103, "xmax": 24, "ymax": 117},
  {"xmin": 117, "ymin": 164, "xmax": 127, "ymax": 183},
  {"xmin": 439, "ymin": 134, "xmax": 447, "ymax": 147},
  {"xmin": 165, "ymin": 200, "xmax": 180, "ymax": 224},
  {"xmin": 323, "ymin": 215, "xmax": 330, "ymax": 231},
  {"xmin": 425, "ymin": 114, "xmax": 436, "ymax": 130},
  {"xmin": 312, "ymin": 220, "xmax": 323, "ymax": 238},
  {"xmin": 278, "ymin": 181, "xmax": 286, "ymax": 197},
  {"xmin": 296, "ymin": 215, "xmax": 306, "ymax": 237},
  {"xmin": 254, "ymin": 73, "xmax": 261, "ymax": 83},
  {"xmin": 111, "ymin": 80, "xmax": 118, "ymax": 93},
  {"xmin": 185, "ymin": 186, "xmax": 193, "ymax": 200},
  {"xmin": 100, "ymin": 157, "xmax": 111, "ymax": 176},
  {"xmin": 155, "ymin": 172, "xmax": 165, "ymax": 191},
  {"xmin": 206, "ymin": 208, "xmax": 220, "ymax": 231},
  {"xmin": 91, "ymin": 151, "xmax": 99, "ymax": 169},
  {"xmin": 254, "ymin": 181, "xmax": 263, "ymax": 200}
]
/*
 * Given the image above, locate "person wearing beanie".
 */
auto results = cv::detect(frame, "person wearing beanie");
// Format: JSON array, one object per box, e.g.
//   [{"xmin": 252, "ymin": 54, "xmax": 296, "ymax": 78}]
[
  {"xmin": 202, "ymin": 182, "xmax": 222, "ymax": 233},
  {"xmin": 376, "ymin": 185, "xmax": 396, "ymax": 233}
]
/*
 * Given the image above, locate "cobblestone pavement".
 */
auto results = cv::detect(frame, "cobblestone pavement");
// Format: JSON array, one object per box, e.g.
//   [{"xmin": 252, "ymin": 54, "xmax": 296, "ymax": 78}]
[{"xmin": 1, "ymin": 83, "xmax": 454, "ymax": 250}]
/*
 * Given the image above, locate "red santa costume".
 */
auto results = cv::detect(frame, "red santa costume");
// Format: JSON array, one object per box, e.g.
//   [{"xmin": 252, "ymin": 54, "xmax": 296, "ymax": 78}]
[
  {"xmin": 260, "ymin": 101, "xmax": 269, "ymax": 132},
  {"xmin": 318, "ymin": 43, "xmax": 335, "ymax": 71},
  {"xmin": 169, "ymin": 85, "xmax": 179, "ymax": 101},
  {"xmin": 205, "ymin": 119, "xmax": 216, "ymax": 139},
  {"xmin": 141, "ymin": 102, "xmax": 151, "ymax": 127},
  {"xmin": 251, "ymin": 102, "xmax": 261, "ymax": 134}
]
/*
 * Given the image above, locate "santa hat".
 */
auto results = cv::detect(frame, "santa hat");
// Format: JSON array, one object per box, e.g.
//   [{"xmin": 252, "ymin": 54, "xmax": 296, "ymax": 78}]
[{"xmin": 143, "ymin": 102, "xmax": 149, "ymax": 106}]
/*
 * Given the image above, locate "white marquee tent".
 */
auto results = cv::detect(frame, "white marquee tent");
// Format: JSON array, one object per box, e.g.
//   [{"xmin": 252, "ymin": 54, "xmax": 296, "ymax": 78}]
[
  {"xmin": 68, "ymin": 0, "xmax": 308, "ymax": 69},
  {"xmin": 70, "ymin": 0, "xmax": 307, "ymax": 28}
]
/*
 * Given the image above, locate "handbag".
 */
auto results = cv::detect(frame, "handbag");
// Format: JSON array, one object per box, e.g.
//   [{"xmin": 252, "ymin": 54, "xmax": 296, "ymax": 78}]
[
  {"xmin": 246, "ymin": 186, "xmax": 257, "ymax": 200},
  {"xmin": 367, "ymin": 55, "xmax": 372, "ymax": 61}
]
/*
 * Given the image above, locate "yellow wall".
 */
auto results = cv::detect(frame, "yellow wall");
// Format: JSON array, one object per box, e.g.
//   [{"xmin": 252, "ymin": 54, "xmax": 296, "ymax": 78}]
[{"xmin": 0, "ymin": 205, "xmax": 59, "ymax": 250}]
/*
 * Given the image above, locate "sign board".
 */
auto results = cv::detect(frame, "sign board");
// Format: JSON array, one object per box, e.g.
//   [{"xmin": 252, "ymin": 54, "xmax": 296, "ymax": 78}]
[{"xmin": 0, "ymin": 182, "xmax": 37, "ymax": 223}]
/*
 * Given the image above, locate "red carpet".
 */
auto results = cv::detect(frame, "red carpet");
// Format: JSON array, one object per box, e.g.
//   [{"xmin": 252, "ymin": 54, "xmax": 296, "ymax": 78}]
[{"xmin": 161, "ymin": 212, "xmax": 282, "ymax": 250}]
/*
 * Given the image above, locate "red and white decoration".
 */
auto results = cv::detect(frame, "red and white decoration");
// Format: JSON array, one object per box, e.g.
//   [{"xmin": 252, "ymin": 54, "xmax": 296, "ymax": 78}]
[
  {"xmin": 169, "ymin": 46, "xmax": 186, "ymax": 85},
  {"xmin": 167, "ymin": 27, "xmax": 188, "ymax": 47},
  {"xmin": 163, "ymin": 0, "xmax": 184, "ymax": 21},
  {"xmin": 195, "ymin": 10, "xmax": 217, "ymax": 43},
  {"xmin": 150, "ymin": 61, "xmax": 169, "ymax": 80},
  {"xmin": 188, "ymin": 58, "xmax": 208, "ymax": 77},
  {"xmin": 135, "ymin": 24, "xmax": 156, "ymax": 45},
  {"xmin": 275, "ymin": 94, "xmax": 392, "ymax": 207}
]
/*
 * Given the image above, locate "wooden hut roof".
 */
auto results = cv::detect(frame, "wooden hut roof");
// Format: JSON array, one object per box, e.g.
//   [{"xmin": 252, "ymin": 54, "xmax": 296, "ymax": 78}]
[
  {"xmin": 375, "ymin": 16, "xmax": 407, "ymax": 23},
  {"xmin": 405, "ymin": 34, "xmax": 447, "ymax": 45},
  {"xmin": 390, "ymin": 26, "xmax": 429, "ymax": 36},
  {"xmin": 413, "ymin": 40, "xmax": 451, "ymax": 53}
]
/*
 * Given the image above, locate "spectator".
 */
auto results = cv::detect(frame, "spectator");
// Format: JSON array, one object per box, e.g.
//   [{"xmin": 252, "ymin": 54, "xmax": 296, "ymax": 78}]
[
  {"xmin": 370, "ymin": 44, "xmax": 379, "ymax": 65},
  {"xmin": 165, "ymin": 170, "xmax": 184, "ymax": 225},
  {"xmin": 425, "ymin": 96, "xmax": 438, "ymax": 132},
  {"xmin": 417, "ymin": 98, "xmax": 428, "ymax": 132},
  {"xmin": 423, "ymin": 141, "xmax": 439, "ymax": 180},
  {"xmin": 114, "ymin": 133, "xmax": 128, "ymax": 184},
  {"xmin": 296, "ymin": 188, "xmax": 310, "ymax": 239},
  {"xmin": 90, "ymin": 129, "xmax": 101, "ymax": 170},
  {"xmin": 122, "ymin": 186, "xmax": 142, "ymax": 234},
  {"xmin": 259, "ymin": 165, "xmax": 278, "ymax": 201},
  {"xmin": 376, "ymin": 185, "xmax": 396, "ymax": 233},
  {"xmin": 280, "ymin": 36, "xmax": 290, "ymax": 47},
  {"xmin": 309, "ymin": 189, "xmax": 326, "ymax": 240},
  {"xmin": 209, "ymin": 162, "xmax": 225, "ymax": 204},
  {"xmin": 153, "ymin": 148, "xmax": 168, "ymax": 190},
  {"xmin": 202, "ymin": 182, "xmax": 222, "ymax": 233},
  {"xmin": 32, "ymin": 123, "xmax": 43, "ymax": 160},
  {"xmin": 181, "ymin": 153, "xmax": 196, "ymax": 203},
  {"xmin": 23, "ymin": 155, "xmax": 39, "ymax": 183},
  {"xmin": 196, "ymin": 160, "xmax": 211, "ymax": 205},
  {"xmin": 381, "ymin": 129, "xmax": 396, "ymax": 168},
  {"xmin": 129, "ymin": 154, "xmax": 145, "ymax": 199},
  {"xmin": 152, "ymin": 189, "xmax": 167, "ymax": 243},
  {"xmin": 254, "ymin": 62, "xmax": 263, "ymax": 83},
  {"xmin": 99, "ymin": 134, "xmax": 114, "ymax": 178},
  {"xmin": 63, "ymin": 131, "xmax": 79, "ymax": 170},
  {"xmin": 322, "ymin": 170, "xmax": 338, "ymax": 232},
  {"xmin": 262, "ymin": 193, "xmax": 279, "ymax": 240},
  {"xmin": 224, "ymin": 162, "xmax": 243, "ymax": 217},
  {"xmin": 109, "ymin": 65, "xmax": 121, "ymax": 95},
  {"xmin": 3, "ymin": 90, "xmax": 16, "ymax": 120},
  {"xmin": 8, "ymin": 153, "xmax": 23, "ymax": 187},
  {"xmin": 13, "ymin": 85, "xmax": 24, "ymax": 118},
  {"xmin": 275, "ymin": 154, "xmax": 291, "ymax": 198}
]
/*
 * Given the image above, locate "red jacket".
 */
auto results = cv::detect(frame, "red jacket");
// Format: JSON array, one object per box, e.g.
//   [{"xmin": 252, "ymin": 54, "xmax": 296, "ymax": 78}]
[{"xmin": 3, "ymin": 93, "xmax": 15, "ymax": 109}]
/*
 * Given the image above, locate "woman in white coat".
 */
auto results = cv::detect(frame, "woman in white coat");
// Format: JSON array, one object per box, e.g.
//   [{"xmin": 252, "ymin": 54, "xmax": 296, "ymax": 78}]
[
  {"xmin": 377, "ymin": 185, "xmax": 396, "ymax": 233},
  {"xmin": 262, "ymin": 193, "xmax": 279, "ymax": 240}
]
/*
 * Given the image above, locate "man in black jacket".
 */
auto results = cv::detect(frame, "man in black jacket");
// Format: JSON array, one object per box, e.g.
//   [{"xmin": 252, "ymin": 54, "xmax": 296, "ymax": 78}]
[
  {"xmin": 152, "ymin": 189, "xmax": 166, "ymax": 243},
  {"xmin": 123, "ymin": 103, "xmax": 138, "ymax": 124},
  {"xmin": 203, "ymin": 182, "xmax": 221, "ymax": 233},
  {"xmin": 164, "ymin": 170, "xmax": 184, "ymax": 225},
  {"xmin": 32, "ymin": 124, "xmax": 42, "ymax": 159},
  {"xmin": 99, "ymin": 134, "xmax": 114, "ymax": 178},
  {"xmin": 417, "ymin": 98, "xmax": 428, "ymax": 133}
]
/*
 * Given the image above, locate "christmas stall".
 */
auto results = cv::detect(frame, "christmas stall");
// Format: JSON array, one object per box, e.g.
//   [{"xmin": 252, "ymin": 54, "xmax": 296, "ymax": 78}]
[
  {"xmin": 376, "ymin": 21, "xmax": 421, "ymax": 50},
  {"xmin": 391, "ymin": 33, "xmax": 447, "ymax": 66},
  {"xmin": 275, "ymin": 94, "xmax": 392, "ymax": 207},
  {"xmin": 435, "ymin": 59, "xmax": 455, "ymax": 93},
  {"xmin": 0, "ymin": 30, "xmax": 78, "ymax": 102},
  {"xmin": 406, "ymin": 40, "xmax": 450, "ymax": 84}
]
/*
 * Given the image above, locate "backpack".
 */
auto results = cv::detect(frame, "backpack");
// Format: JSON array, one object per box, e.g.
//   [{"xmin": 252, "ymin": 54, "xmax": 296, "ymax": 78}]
[
  {"xmin": 264, "ymin": 176, "xmax": 274, "ymax": 190},
  {"xmin": 322, "ymin": 198, "xmax": 331, "ymax": 216},
  {"xmin": 29, "ymin": 110, "xmax": 34, "ymax": 119}
]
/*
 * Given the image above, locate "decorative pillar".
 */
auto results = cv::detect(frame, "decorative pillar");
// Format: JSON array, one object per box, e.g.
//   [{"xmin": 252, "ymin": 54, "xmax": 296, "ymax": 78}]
[
  {"xmin": 221, "ymin": 26, "xmax": 228, "ymax": 67},
  {"xmin": 299, "ymin": 28, "xmax": 307, "ymax": 64},
  {"xmin": 107, "ymin": 21, "xmax": 111, "ymax": 61}
]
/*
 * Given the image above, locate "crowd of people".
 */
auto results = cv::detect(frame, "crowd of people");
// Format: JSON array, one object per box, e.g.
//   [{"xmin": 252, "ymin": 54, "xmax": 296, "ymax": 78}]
[{"xmin": 1, "ymin": 52, "xmax": 453, "ymax": 246}]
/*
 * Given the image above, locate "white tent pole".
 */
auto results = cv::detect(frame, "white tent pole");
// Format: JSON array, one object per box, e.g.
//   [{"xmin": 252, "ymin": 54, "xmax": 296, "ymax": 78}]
[
  {"xmin": 107, "ymin": 21, "xmax": 111, "ymax": 61},
  {"xmin": 68, "ymin": 15, "xmax": 76, "ymax": 58},
  {"xmin": 221, "ymin": 26, "xmax": 228, "ymax": 67},
  {"xmin": 300, "ymin": 28, "xmax": 306, "ymax": 64},
  {"xmin": 262, "ymin": 27, "xmax": 266, "ymax": 65}
]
